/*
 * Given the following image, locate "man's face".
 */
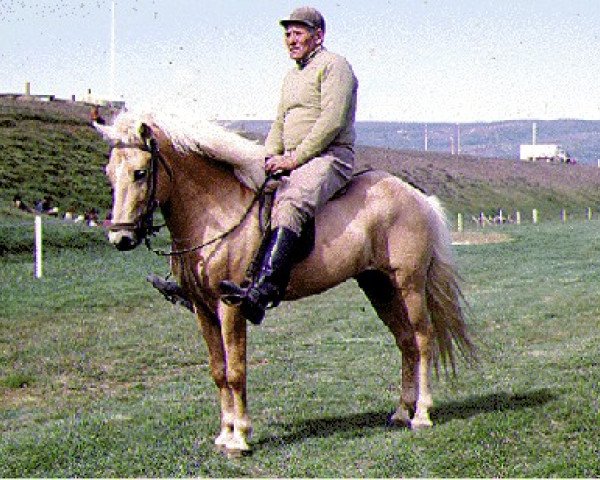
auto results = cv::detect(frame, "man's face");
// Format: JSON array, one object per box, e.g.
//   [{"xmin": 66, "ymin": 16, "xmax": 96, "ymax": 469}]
[{"xmin": 284, "ymin": 24, "xmax": 323, "ymax": 62}]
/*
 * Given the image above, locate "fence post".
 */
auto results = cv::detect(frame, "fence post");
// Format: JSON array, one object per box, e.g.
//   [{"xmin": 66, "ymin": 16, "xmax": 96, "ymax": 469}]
[
  {"xmin": 516, "ymin": 211, "xmax": 521, "ymax": 225},
  {"xmin": 457, "ymin": 213, "xmax": 463, "ymax": 232},
  {"xmin": 532, "ymin": 209, "xmax": 538, "ymax": 224},
  {"xmin": 35, "ymin": 215, "xmax": 43, "ymax": 278}
]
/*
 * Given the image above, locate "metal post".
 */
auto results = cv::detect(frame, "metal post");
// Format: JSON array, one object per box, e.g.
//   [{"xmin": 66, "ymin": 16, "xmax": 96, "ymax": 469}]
[{"xmin": 34, "ymin": 215, "xmax": 43, "ymax": 278}]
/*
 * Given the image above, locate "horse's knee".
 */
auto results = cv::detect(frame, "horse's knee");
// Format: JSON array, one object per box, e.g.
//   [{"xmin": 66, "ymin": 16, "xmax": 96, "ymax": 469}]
[
  {"xmin": 209, "ymin": 362, "xmax": 227, "ymax": 388},
  {"xmin": 226, "ymin": 365, "xmax": 246, "ymax": 391}
]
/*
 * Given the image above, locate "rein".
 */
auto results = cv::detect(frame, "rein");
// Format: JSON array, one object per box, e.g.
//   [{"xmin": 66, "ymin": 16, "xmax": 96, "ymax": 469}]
[
  {"xmin": 152, "ymin": 177, "xmax": 271, "ymax": 257},
  {"xmin": 113, "ymin": 135, "xmax": 371, "ymax": 258}
]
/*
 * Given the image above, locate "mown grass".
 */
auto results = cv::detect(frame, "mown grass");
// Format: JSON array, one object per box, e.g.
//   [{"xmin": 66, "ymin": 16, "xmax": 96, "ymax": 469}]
[{"xmin": 0, "ymin": 217, "xmax": 598, "ymax": 477}]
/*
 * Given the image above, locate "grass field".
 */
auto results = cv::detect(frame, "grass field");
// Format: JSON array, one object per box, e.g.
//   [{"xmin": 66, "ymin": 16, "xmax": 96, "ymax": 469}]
[{"xmin": 0, "ymin": 217, "xmax": 598, "ymax": 477}]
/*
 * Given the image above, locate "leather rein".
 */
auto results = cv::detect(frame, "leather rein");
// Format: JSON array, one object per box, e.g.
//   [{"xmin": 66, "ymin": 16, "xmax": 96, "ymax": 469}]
[
  {"xmin": 108, "ymin": 133, "xmax": 370, "ymax": 258},
  {"xmin": 108, "ymin": 134, "xmax": 269, "ymax": 257}
]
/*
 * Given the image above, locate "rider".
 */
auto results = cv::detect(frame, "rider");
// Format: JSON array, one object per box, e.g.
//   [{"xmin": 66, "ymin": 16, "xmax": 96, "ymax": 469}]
[
  {"xmin": 151, "ymin": 6, "xmax": 358, "ymax": 325},
  {"xmin": 219, "ymin": 6, "xmax": 359, "ymax": 324}
]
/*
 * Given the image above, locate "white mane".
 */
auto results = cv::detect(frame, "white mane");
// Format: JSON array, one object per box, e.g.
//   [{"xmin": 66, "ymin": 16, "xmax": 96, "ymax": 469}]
[{"xmin": 99, "ymin": 108, "xmax": 267, "ymax": 191}]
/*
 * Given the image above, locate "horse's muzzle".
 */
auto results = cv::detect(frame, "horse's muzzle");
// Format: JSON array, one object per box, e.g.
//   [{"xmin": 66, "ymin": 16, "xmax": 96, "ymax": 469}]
[{"xmin": 108, "ymin": 229, "xmax": 142, "ymax": 251}]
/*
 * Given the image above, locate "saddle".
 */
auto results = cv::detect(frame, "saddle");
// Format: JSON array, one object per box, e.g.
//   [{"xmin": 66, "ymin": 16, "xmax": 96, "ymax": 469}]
[{"xmin": 248, "ymin": 169, "xmax": 371, "ymax": 282}]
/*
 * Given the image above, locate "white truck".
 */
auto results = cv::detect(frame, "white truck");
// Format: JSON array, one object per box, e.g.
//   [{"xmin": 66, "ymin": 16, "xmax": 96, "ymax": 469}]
[{"xmin": 520, "ymin": 144, "xmax": 571, "ymax": 163}]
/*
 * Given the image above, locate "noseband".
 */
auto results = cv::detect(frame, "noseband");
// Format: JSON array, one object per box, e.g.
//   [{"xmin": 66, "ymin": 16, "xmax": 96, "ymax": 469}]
[
  {"xmin": 108, "ymin": 136, "xmax": 172, "ymax": 248},
  {"xmin": 108, "ymin": 131, "xmax": 275, "ymax": 257}
]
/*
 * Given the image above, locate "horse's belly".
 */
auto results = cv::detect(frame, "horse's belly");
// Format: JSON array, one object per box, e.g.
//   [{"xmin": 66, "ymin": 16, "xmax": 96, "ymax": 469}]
[{"xmin": 285, "ymin": 227, "xmax": 370, "ymax": 299}]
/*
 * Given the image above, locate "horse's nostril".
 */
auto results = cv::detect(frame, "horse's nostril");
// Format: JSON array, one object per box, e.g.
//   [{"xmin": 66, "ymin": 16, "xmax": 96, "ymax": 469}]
[{"xmin": 110, "ymin": 231, "xmax": 139, "ymax": 251}]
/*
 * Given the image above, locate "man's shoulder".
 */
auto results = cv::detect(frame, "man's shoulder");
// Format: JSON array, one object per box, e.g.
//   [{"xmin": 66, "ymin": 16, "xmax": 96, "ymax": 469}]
[{"xmin": 315, "ymin": 48, "xmax": 351, "ymax": 67}]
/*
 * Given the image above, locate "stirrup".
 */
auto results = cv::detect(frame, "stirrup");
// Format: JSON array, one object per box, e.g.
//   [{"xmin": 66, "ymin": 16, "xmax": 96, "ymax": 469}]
[
  {"xmin": 147, "ymin": 274, "xmax": 194, "ymax": 312},
  {"xmin": 219, "ymin": 280, "xmax": 249, "ymax": 306}
]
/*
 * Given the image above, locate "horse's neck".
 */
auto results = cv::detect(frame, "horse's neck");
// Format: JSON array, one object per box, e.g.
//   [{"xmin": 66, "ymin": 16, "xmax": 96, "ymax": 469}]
[{"xmin": 163, "ymin": 147, "xmax": 256, "ymax": 246}]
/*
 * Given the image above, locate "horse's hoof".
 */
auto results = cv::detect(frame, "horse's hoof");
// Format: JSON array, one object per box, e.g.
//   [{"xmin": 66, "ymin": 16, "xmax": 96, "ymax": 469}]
[
  {"xmin": 387, "ymin": 409, "xmax": 411, "ymax": 428},
  {"xmin": 410, "ymin": 418, "xmax": 433, "ymax": 430},
  {"xmin": 225, "ymin": 447, "xmax": 253, "ymax": 459},
  {"xmin": 388, "ymin": 417, "xmax": 410, "ymax": 428},
  {"xmin": 214, "ymin": 443, "xmax": 228, "ymax": 455}
]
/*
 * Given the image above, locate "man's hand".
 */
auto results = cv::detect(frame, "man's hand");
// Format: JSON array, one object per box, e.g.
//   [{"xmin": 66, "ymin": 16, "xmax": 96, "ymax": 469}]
[{"xmin": 265, "ymin": 152, "xmax": 299, "ymax": 174}]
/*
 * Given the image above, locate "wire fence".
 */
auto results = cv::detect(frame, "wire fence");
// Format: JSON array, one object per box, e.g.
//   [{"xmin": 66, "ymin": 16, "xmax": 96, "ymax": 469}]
[{"xmin": 455, "ymin": 207, "xmax": 600, "ymax": 231}]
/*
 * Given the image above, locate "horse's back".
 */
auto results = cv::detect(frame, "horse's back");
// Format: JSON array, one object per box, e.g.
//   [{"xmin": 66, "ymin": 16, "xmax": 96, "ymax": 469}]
[
  {"xmin": 287, "ymin": 170, "xmax": 439, "ymax": 298},
  {"xmin": 318, "ymin": 169, "xmax": 434, "ymax": 239}
]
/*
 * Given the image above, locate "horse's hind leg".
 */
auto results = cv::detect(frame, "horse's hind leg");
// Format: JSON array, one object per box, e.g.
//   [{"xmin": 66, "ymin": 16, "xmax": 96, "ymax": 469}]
[
  {"xmin": 401, "ymin": 283, "xmax": 434, "ymax": 429},
  {"xmin": 356, "ymin": 270, "xmax": 419, "ymax": 427}
]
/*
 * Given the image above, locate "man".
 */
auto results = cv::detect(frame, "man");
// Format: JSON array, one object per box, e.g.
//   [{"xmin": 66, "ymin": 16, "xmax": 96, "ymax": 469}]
[{"xmin": 219, "ymin": 6, "xmax": 359, "ymax": 324}]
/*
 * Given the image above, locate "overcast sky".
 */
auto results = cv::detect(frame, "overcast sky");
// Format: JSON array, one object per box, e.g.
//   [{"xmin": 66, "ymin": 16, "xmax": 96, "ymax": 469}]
[{"xmin": 2, "ymin": 0, "xmax": 599, "ymax": 122}]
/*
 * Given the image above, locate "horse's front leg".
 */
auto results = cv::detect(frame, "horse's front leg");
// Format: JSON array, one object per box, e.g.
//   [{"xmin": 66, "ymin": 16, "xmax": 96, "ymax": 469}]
[
  {"xmin": 219, "ymin": 302, "xmax": 252, "ymax": 455},
  {"xmin": 195, "ymin": 311, "xmax": 234, "ymax": 450}
]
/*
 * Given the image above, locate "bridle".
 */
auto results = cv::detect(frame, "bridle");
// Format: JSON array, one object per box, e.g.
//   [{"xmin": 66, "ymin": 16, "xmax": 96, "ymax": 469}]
[
  {"xmin": 107, "ymin": 134, "xmax": 172, "ymax": 249},
  {"xmin": 107, "ymin": 128, "xmax": 270, "ymax": 257}
]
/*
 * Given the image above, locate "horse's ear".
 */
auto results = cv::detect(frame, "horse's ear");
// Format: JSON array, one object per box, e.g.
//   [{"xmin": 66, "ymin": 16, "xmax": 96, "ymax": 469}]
[
  {"xmin": 139, "ymin": 123, "xmax": 153, "ymax": 140},
  {"xmin": 94, "ymin": 122, "xmax": 116, "ymax": 142}
]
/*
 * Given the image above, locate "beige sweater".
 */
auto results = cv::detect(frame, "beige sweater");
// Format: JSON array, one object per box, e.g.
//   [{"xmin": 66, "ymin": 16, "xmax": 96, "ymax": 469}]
[{"xmin": 265, "ymin": 48, "xmax": 358, "ymax": 165}]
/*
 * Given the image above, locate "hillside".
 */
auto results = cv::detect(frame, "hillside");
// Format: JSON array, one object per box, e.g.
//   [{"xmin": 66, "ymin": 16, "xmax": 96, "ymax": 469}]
[
  {"xmin": 2, "ymin": 98, "xmax": 600, "ymax": 221},
  {"xmin": 0, "ymin": 99, "xmax": 111, "ymax": 213},
  {"xmin": 235, "ymin": 119, "xmax": 600, "ymax": 164}
]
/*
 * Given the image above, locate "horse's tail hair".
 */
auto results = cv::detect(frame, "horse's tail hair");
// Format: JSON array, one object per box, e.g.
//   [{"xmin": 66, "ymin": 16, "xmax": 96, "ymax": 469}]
[{"xmin": 425, "ymin": 195, "xmax": 477, "ymax": 374}]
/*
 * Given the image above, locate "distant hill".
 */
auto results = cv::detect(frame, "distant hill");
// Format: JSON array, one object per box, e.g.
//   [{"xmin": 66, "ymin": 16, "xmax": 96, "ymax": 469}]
[
  {"xmin": 2, "ymin": 98, "xmax": 600, "ymax": 222},
  {"xmin": 233, "ymin": 119, "xmax": 600, "ymax": 164}
]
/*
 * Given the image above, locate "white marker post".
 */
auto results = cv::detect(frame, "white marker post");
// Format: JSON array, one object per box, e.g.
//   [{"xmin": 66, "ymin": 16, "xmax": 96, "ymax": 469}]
[{"xmin": 34, "ymin": 215, "xmax": 43, "ymax": 278}]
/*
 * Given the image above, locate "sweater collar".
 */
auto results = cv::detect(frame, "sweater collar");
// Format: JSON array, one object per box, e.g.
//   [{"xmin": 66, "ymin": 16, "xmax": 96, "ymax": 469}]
[{"xmin": 296, "ymin": 45, "xmax": 325, "ymax": 69}]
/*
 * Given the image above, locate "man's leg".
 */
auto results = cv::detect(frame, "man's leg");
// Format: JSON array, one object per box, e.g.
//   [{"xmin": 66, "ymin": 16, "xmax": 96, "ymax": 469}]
[
  {"xmin": 271, "ymin": 152, "xmax": 353, "ymax": 235},
  {"xmin": 220, "ymin": 153, "xmax": 353, "ymax": 325}
]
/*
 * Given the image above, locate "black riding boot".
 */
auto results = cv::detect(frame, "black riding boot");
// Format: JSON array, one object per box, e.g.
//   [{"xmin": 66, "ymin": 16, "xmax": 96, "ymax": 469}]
[{"xmin": 219, "ymin": 227, "xmax": 299, "ymax": 325}]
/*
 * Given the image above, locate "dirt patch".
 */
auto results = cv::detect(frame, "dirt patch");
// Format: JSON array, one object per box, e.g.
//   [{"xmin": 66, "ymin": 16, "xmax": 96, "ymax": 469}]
[{"xmin": 452, "ymin": 231, "xmax": 512, "ymax": 245}]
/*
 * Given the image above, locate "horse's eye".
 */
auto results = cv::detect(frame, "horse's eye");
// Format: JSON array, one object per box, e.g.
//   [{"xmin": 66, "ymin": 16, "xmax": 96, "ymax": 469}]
[{"xmin": 133, "ymin": 169, "xmax": 147, "ymax": 181}]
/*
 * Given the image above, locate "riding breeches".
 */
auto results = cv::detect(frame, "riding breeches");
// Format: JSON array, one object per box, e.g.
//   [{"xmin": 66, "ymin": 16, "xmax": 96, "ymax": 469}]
[{"xmin": 271, "ymin": 146, "xmax": 354, "ymax": 235}]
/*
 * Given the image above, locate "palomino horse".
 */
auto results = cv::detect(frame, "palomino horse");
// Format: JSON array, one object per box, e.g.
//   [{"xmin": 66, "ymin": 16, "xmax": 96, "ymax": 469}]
[{"xmin": 96, "ymin": 109, "xmax": 475, "ymax": 455}]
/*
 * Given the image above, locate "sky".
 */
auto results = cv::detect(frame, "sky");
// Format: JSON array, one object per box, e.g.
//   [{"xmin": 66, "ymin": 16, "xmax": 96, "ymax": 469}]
[{"xmin": 1, "ymin": 0, "xmax": 600, "ymax": 122}]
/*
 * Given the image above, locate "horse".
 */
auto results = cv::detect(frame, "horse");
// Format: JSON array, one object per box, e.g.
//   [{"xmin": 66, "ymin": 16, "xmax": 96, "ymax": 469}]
[{"xmin": 95, "ymin": 109, "xmax": 475, "ymax": 456}]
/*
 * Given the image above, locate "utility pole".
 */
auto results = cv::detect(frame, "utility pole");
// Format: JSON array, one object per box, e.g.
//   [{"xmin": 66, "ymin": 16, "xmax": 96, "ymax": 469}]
[{"xmin": 110, "ymin": 0, "xmax": 116, "ymax": 100}]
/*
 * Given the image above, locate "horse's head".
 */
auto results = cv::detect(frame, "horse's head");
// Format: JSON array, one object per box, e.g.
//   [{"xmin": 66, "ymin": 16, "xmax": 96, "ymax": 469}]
[{"xmin": 96, "ymin": 119, "xmax": 164, "ymax": 251}]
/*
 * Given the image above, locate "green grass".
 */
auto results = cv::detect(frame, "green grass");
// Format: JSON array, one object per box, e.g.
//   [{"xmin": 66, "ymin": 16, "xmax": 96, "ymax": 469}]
[
  {"xmin": 0, "ymin": 101, "xmax": 111, "ymax": 213},
  {"xmin": 1, "ymin": 218, "xmax": 598, "ymax": 477}
]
